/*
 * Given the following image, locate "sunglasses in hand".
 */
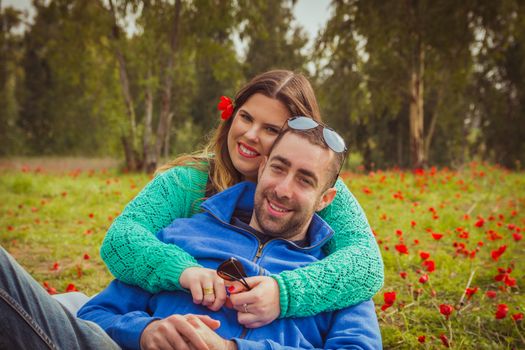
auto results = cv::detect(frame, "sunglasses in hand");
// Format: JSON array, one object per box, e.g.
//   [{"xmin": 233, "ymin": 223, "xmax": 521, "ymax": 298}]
[{"xmin": 216, "ymin": 257, "xmax": 252, "ymax": 291}]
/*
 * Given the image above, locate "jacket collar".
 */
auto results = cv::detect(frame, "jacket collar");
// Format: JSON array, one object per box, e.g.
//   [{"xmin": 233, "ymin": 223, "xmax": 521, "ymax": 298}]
[{"xmin": 200, "ymin": 181, "xmax": 334, "ymax": 249}]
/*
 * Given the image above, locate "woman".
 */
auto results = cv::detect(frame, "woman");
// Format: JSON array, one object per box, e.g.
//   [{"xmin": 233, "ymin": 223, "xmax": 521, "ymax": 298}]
[{"xmin": 100, "ymin": 70, "xmax": 384, "ymax": 329}]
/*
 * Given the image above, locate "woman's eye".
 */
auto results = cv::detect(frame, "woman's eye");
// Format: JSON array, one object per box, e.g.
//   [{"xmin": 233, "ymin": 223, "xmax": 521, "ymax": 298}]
[{"xmin": 240, "ymin": 114, "xmax": 252, "ymax": 122}]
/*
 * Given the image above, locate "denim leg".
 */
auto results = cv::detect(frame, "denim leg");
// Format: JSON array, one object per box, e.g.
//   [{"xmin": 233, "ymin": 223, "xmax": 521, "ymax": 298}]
[{"xmin": 0, "ymin": 246, "xmax": 119, "ymax": 350}]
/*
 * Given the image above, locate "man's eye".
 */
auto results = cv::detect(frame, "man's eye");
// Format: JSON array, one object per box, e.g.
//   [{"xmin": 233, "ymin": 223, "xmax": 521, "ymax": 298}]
[
  {"xmin": 266, "ymin": 127, "xmax": 279, "ymax": 134},
  {"xmin": 270, "ymin": 165, "xmax": 283, "ymax": 173},
  {"xmin": 300, "ymin": 177, "xmax": 313, "ymax": 186}
]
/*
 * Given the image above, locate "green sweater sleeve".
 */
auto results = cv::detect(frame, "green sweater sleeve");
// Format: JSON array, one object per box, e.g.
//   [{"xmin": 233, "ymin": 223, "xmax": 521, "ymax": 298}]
[
  {"xmin": 271, "ymin": 178, "xmax": 384, "ymax": 318},
  {"xmin": 100, "ymin": 166, "xmax": 208, "ymax": 293}
]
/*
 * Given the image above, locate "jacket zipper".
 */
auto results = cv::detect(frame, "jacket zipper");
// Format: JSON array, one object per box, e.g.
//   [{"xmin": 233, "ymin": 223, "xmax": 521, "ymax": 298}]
[{"xmin": 201, "ymin": 206, "xmax": 334, "ymax": 340}]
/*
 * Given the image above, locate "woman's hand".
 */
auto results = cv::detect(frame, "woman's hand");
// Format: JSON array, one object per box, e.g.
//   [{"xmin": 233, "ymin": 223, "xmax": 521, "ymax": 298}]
[
  {"xmin": 228, "ymin": 276, "xmax": 281, "ymax": 328},
  {"xmin": 179, "ymin": 267, "xmax": 227, "ymax": 311}
]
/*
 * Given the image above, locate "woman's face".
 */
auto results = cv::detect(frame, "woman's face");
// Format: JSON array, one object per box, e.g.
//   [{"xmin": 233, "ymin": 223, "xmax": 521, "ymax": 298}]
[{"xmin": 227, "ymin": 93, "xmax": 292, "ymax": 181}]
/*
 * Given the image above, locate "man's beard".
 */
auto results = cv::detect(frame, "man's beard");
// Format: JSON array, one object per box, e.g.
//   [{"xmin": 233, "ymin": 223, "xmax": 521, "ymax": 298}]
[{"xmin": 253, "ymin": 188, "xmax": 314, "ymax": 240}]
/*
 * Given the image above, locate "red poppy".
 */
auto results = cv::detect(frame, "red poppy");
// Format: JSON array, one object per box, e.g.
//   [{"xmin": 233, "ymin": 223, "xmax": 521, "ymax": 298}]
[
  {"xmin": 440, "ymin": 334, "xmax": 450, "ymax": 348},
  {"xmin": 384, "ymin": 291, "xmax": 396, "ymax": 305},
  {"xmin": 381, "ymin": 291, "xmax": 396, "ymax": 311},
  {"xmin": 465, "ymin": 287, "xmax": 478, "ymax": 299},
  {"xmin": 399, "ymin": 271, "xmax": 408, "ymax": 279},
  {"xmin": 419, "ymin": 274, "xmax": 429, "ymax": 284},
  {"xmin": 217, "ymin": 96, "xmax": 234, "ymax": 120},
  {"xmin": 431, "ymin": 232, "xmax": 444, "ymax": 240},
  {"xmin": 66, "ymin": 283, "xmax": 78, "ymax": 292},
  {"xmin": 422, "ymin": 260, "xmax": 435, "ymax": 273},
  {"xmin": 491, "ymin": 245, "xmax": 507, "ymax": 261},
  {"xmin": 395, "ymin": 244, "xmax": 409, "ymax": 255},
  {"xmin": 495, "ymin": 304, "xmax": 509, "ymax": 319},
  {"xmin": 417, "ymin": 335, "xmax": 426, "ymax": 343},
  {"xmin": 395, "ymin": 229, "xmax": 403, "ymax": 237},
  {"xmin": 411, "ymin": 220, "xmax": 417, "ymax": 227},
  {"xmin": 88, "ymin": 213, "xmax": 94, "ymax": 219},
  {"xmin": 51, "ymin": 262, "xmax": 60, "ymax": 271},
  {"xmin": 504, "ymin": 275, "xmax": 516, "ymax": 287},
  {"xmin": 83, "ymin": 253, "xmax": 90, "ymax": 260},
  {"xmin": 413, "ymin": 239, "xmax": 419, "ymax": 245},
  {"xmin": 362, "ymin": 187, "xmax": 372, "ymax": 194},
  {"xmin": 419, "ymin": 251, "xmax": 430, "ymax": 260},
  {"xmin": 439, "ymin": 304, "xmax": 454, "ymax": 319},
  {"xmin": 43, "ymin": 281, "xmax": 57, "ymax": 295},
  {"xmin": 512, "ymin": 313, "xmax": 524, "ymax": 322},
  {"xmin": 486, "ymin": 290, "xmax": 497, "ymax": 298},
  {"xmin": 474, "ymin": 218, "xmax": 485, "ymax": 227},
  {"xmin": 513, "ymin": 233, "xmax": 523, "ymax": 241}
]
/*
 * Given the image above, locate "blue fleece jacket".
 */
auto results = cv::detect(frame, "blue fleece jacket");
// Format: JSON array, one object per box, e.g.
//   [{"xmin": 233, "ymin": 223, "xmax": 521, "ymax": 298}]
[{"xmin": 78, "ymin": 182, "xmax": 382, "ymax": 350}]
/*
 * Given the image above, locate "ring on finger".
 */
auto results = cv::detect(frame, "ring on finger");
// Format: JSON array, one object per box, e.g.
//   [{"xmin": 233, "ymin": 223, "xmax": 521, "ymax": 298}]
[
  {"xmin": 243, "ymin": 303, "xmax": 249, "ymax": 313},
  {"xmin": 203, "ymin": 287, "xmax": 214, "ymax": 295}
]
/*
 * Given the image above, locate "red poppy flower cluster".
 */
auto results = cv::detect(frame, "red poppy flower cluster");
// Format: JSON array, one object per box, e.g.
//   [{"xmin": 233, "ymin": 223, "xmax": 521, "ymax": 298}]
[{"xmin": 494, "ymin": 266, "xmax": 516, "ymax": 287}]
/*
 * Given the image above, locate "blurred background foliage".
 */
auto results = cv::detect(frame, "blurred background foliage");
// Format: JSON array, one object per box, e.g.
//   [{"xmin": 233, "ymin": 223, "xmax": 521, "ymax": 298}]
[{"xmin": 1, "ymin": 0, "xmax": 524, "ymax": 171}]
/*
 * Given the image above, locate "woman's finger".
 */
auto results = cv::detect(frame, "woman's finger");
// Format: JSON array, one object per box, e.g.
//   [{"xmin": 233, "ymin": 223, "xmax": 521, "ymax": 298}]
[
  {"xmin": 209, "ymin": 278, "xmax": 226, "ymax": 311},
  {"xmin": 201, "ymin": 283, "xmax": 215, "ymax": 306},
  {"xmin": 189, "ymin": 283, "xmax": 204, "ymax": 304}
]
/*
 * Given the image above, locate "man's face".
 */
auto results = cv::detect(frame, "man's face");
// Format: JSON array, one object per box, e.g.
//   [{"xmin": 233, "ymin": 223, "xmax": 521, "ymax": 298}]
[{"xmin": 251, "ymin": 133, "xmax": 336, "ymax": 240}]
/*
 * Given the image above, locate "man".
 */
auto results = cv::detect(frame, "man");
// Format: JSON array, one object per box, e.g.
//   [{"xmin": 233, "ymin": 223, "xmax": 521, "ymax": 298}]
[{"xmin": 78, "ymin": 126, "xmax": 382, "ymax": 350}]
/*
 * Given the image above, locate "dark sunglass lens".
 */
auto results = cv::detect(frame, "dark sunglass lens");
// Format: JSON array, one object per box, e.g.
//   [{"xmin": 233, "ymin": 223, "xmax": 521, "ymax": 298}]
[
  {"xmin": 323, "ymin": 128, "xmax": 346, "ymax": 153},
  {"xmin": 288, "ymin": 116, "xmax": 318, "ymax": 130},
  {"xmin": 217, "ymin": 258, "xmax": 247, "ymax": 280}
]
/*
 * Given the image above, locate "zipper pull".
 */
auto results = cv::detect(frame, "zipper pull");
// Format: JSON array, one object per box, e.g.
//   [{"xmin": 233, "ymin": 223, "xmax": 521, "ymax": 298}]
[{"xmin": 255, "ymin": 243, "xmax": 263, "ymax": 259}]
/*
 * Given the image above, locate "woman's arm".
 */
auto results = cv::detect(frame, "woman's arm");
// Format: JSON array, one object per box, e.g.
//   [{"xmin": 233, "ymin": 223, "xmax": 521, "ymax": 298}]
[
  {"xmin": 272, "ymin": 178, "xmax": 384, "ymax": 318},
  {"xmin": 100, "ymin": 166, "xmax": 209, "ymax": 293}
]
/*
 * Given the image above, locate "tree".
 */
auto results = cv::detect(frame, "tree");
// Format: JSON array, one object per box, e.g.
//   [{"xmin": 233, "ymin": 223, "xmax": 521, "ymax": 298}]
[
  {"xmin": 317, "ymin": 0, "xmax": 476, "ymax": 169},
  {"xmin": 0, "ymin": 3, "xmax": 24, "ymax": 155}
]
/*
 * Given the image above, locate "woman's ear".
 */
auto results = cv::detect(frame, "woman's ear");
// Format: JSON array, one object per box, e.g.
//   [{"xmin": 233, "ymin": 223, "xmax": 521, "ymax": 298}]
[{"xmin": 316, "ymin": 187, "xmax": 337, "ymax": 212}]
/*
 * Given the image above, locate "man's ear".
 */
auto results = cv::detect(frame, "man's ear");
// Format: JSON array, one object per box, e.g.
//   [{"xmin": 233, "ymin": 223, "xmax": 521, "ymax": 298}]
[
  {"xmin": 316, "ymin": 187, "xmax": 337, "ymax": 212},
  {"xmin": 257, "ymin": 156, "xmax": 268, "ymax": 181}
]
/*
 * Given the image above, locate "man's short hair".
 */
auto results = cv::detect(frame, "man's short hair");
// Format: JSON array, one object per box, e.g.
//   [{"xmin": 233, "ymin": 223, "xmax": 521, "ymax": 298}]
[{"xmin": 269, "ymin": 127, "xmax": 345, "ymax": 189}]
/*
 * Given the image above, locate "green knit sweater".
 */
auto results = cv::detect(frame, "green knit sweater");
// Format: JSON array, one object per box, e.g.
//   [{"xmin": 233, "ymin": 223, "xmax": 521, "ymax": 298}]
[{"xmin": 100, "ymin": 165, "xmax": 384, "ymax": 318}]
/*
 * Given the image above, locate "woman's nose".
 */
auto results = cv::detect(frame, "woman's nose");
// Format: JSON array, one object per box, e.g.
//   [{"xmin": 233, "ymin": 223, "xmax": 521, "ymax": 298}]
[{"xmin": 244, "ymin": 125, "xmax": 260, "ymax": 143}]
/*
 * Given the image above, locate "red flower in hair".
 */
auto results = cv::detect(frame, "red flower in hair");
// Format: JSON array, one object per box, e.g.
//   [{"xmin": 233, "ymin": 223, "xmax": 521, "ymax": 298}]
[{"xmin": 217, "ymin": 96, "xmax": 234, "ymax": 120}]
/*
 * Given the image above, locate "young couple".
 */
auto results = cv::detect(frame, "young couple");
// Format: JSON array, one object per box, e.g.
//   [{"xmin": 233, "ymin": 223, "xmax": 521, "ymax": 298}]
[{"xmin": 0, "ymin": 70, "xmax": 384, "ymax": 349}]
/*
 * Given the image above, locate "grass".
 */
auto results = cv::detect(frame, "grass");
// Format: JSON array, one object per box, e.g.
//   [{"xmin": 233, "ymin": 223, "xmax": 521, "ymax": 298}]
[{"xmin": 1, "ymin": 162, "xmax": 523, "ymax": 349}]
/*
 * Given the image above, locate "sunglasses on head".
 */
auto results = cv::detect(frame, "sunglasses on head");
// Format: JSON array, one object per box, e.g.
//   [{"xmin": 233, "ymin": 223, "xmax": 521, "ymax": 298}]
[
  {"xmin": 216, "ymin": 257, "xmax": 252, "ymax": 291},
  {"xmin": 286, "ymin": 116, "xmax": 347, "ymax": 154}
]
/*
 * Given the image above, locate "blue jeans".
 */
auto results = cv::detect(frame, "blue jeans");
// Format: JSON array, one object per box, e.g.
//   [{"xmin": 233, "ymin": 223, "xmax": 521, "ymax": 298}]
[{"xmin": 0, "ymin": 246, "xmax": 119, "ymax": 349}]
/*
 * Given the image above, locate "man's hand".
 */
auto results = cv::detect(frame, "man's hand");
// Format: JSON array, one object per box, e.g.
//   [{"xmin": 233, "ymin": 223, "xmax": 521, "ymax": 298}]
[
  {"xmin": 186, "ymin": 315, "xmax": 237, "ymax": 350},
  {"xmin": 140, "ymin": 314, "xmax": 220, "ymax": 350},
  {"xmin": 180, "ymin": 267, "xmax": 227, "ymax": 311},
  {"xmin": 228, "ymin": 276, "xmax": 281, "ymax": 328}
]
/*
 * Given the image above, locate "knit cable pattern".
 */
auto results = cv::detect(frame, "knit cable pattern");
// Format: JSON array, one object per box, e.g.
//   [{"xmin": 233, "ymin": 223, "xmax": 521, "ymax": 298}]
[{"xmin": 100, "ymin": 166, "xmax": 384, "ymax": 316}]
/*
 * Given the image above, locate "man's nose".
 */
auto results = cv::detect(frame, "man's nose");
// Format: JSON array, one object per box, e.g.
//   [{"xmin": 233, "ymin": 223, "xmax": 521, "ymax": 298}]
[{"xmin": 274, "ymin": 175, "xmax": 293, "ymax": 199}]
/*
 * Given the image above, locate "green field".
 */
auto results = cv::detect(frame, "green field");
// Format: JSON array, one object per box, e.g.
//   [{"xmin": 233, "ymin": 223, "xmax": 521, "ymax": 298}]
[{"xmin": 1, "ymin": 163, "xmax": 524, "ymax": 349}]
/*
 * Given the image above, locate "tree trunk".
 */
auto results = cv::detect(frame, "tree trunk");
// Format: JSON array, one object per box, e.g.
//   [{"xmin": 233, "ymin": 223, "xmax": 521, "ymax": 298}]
[
  {"xmin": 106, "ymin": 0, "xmax": 140, "ymax": 171},
  {"xmin": 155, "ymin": 0, "xmax": 182, "ymax": 163},
  {"xmin": 409, "ymin": 34, "xmax": 425, "ymax": 169},
  {"xmin": 142, "ymin": 68, "xmax": 156, "ymax": 173}
]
